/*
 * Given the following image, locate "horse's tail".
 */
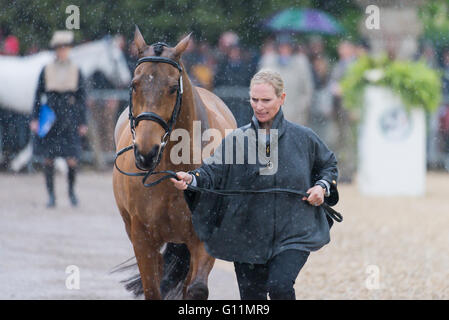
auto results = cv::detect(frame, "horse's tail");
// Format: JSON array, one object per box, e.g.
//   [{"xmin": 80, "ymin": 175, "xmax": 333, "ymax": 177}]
[{"xmin": 111, "ymin": 243, "xmax": 191, "ymax": 299}]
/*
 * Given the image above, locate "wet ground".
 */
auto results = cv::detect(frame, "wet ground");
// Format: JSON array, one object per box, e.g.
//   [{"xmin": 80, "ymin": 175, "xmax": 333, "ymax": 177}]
[{"xmin": 1, "ymin": 169, "xmax": 448, "ymax": 299}]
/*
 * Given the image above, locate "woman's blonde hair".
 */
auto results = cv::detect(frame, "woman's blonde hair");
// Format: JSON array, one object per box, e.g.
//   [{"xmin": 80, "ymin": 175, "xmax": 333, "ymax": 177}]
[{"xmin": 250, "ymin": 69, "xmax": 284, "ymax": 97}]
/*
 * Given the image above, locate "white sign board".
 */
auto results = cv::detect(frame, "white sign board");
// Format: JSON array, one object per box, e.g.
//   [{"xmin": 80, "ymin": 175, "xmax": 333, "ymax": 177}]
[{"xmin": 358, "ymin": 86, "xmax": 426, "ymax": 196}]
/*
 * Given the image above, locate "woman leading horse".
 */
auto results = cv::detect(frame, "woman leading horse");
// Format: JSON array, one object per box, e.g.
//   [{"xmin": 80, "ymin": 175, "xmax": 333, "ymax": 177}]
[
  {"xmin": 113, "ymin": 27, "xmax": 236, "ymax": 300},
  {"xmin": 171, "ymin": 69, "xmax": 340, "ymax": 300}
]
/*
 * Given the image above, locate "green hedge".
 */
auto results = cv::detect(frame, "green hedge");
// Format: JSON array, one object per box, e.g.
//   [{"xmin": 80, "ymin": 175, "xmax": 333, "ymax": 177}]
[{"xmin": 341, "ymin": 55, "xmax": 442, "ymax": 114}]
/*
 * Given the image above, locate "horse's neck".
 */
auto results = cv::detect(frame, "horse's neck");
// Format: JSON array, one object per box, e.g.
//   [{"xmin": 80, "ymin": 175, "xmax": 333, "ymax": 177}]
[{"xmin": 70, "ymin": 40, "xmax": 107, "ymax": 78}]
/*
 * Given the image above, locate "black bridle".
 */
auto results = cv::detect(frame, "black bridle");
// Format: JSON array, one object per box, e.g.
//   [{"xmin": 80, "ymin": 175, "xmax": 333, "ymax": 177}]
[
  {"xmin": 129, "ymin": 51, "xmax": 183, "ymax": 169},
  {"xmin": 113, "ymin": 43, "xmax": 343, "ymax": 223},
  {"xmin": 129, "ymin": 57, "xmax": 183, "ymax": 140},
  {"xmin": 114, "ymin": 42, "xmax": 186, "ymax": 186}
]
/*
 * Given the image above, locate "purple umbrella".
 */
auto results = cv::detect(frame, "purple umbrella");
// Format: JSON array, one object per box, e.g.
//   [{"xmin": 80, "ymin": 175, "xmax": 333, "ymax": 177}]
[{"xmin": 264, "ymin": 8, "xmax": 344, "ymax": 35}]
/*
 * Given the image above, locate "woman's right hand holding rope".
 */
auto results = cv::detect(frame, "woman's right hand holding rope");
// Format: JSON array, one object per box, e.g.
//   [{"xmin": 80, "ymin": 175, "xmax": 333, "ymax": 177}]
[{"xmin": 170, "ymin": 171, "xmax": 192, "ymax": 190}]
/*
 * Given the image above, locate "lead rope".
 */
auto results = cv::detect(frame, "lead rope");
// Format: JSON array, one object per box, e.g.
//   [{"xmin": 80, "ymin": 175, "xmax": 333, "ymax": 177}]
[{"xmin": 114, "ymin": 146, "xmax": 343, "ymax": 223}]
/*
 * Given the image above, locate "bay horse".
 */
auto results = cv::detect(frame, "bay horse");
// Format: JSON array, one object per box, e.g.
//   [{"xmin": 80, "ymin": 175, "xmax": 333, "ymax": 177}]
[{"xmin": 113, "ymin": 27, "xmax": 236, "ymax": 300}]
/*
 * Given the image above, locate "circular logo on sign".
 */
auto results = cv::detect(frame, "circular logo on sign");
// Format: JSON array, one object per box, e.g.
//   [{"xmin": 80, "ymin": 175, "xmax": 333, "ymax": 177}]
[{"xmin": 379, "ymin": 107, "xmax": 412, "ymax": 140}]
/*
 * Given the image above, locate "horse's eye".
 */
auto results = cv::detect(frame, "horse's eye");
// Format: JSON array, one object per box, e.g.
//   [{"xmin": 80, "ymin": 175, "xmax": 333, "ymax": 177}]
[{"xmin": 169, "ymin": 85, "xmax": 179, "ymax": 94}]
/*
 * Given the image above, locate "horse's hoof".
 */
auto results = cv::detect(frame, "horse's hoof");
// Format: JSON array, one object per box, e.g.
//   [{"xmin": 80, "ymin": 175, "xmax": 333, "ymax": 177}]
[{"xmin": 186, "ymin": 282, "xmax": 209, "ymax": 300}]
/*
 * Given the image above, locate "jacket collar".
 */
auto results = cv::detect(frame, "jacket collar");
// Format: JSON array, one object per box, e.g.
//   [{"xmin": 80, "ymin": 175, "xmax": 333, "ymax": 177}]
[{"xmin": 250, "ymin": 107, "xmax": 287, "ymax": 138}]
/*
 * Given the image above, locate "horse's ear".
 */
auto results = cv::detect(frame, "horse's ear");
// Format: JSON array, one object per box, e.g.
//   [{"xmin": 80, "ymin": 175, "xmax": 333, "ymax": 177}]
[
  {"xmin": 134, "ymin": 25, "xmax": 146, "ymax": 53},
  {"xmin": 173, "ymin": 33, "xmax": 192, "ymax": 59}
]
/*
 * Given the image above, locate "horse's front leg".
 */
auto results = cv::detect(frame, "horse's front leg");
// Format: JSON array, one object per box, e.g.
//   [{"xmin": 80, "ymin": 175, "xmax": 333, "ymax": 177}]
[
  {"xmin": 130, "ymin": 217, "xmax": 163, "ymax": 300},
  {"xmin": 185, "ymin": 239, "xmax": 215, "ymax": 300}
]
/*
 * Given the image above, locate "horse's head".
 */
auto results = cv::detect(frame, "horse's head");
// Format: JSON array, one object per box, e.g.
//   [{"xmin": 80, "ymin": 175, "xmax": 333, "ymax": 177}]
[
  {"xmin": 102, "ymin": 36, "xmax": 132, "ymax": 87},
  {"xmin": 131, "ymin": 26, "xmax": 190, "ymax": 171}
]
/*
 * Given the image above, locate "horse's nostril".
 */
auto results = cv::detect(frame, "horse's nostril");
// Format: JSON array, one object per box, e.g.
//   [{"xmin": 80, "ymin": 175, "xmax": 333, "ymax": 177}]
[
  {"xmin": 148, "ymin": 144, "xmax": 159, "ymax": 159},
  {"xmin": 134, "ymin": 144, "xmax": 160, "ymax": 169}
]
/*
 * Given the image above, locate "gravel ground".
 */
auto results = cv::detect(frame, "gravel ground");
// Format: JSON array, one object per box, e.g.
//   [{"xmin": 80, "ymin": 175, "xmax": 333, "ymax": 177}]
[{"xmin": 0, "ymin": 169, "xmax": 448, "ymax": 300}]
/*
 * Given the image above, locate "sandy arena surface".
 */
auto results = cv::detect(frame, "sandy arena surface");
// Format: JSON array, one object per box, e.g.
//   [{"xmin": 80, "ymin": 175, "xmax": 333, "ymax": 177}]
[{"xmin": 0, "ymin": 169, "xmax": 448, "ymax": 300}]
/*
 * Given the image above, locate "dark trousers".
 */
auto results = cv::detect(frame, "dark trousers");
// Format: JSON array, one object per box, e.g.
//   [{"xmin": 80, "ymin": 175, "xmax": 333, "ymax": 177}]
[
  {"xmin": 43, "ymin": 161, "xmax": 77, "ymax": 195},
  {"xmin": 233, "ymin": 249, "xmax": 310, "ymax": 300}
]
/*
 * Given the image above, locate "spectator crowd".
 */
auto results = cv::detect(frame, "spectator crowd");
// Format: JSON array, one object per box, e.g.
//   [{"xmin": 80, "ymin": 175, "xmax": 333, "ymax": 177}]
[{"xmin": 2, "ymin": 26, "xmax": 449, "ymax": 179}]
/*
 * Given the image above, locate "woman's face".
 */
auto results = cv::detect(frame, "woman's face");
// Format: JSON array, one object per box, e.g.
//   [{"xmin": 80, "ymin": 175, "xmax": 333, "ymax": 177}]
[
  {"xmin": 55, "ymin": 46, "xmax": 71, "ymax": 61},
  {"xmin": 250, "ymin": 82, "xmax": 285, "ymax": 125}
]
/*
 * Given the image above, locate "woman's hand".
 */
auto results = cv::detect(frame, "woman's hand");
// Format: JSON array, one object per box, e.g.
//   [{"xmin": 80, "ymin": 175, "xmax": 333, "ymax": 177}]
[
  {"xmin": 170, "ymin": 171, "xmax": 192, "ymax": 190},
  {"xmin": 30, "ymin": 120, "xmax": 39, "ymax": 133},
  {"xmin": 302, "ymin": 185, "xmax": 325, "ymax": 207},
  {"xmin": 78, "ymin": 124, "xmax": 88, "ymax": 136}
]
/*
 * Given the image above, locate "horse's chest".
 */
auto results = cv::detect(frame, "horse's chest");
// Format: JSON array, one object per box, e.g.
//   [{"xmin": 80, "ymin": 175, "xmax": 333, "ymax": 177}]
[{"xmin": 133, "ymin": 192, "xmax": 193, "ymax": 240}]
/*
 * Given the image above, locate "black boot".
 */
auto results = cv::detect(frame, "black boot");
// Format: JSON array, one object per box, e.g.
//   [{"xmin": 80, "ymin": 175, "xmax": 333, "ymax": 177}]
[
  {"xmin": 44, "ymin": 163, "xmax": 56, "ymax": 208},
  {"xmin": 69, "ymin": 191, "xmax": 78, "ymax": 207},
  {"xmin": 47, "ymin": 193, "xmax": 56, "ymax": 208},
  {"xmin": 68, "ymin": 166, "xmax": 78, "ymax": 207}
]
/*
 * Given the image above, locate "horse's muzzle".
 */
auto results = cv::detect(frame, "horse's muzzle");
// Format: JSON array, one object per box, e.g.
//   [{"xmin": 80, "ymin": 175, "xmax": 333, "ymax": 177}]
[{"xmin": 134, "ymin": 144, "xmax": 160, "ymax": 171}]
